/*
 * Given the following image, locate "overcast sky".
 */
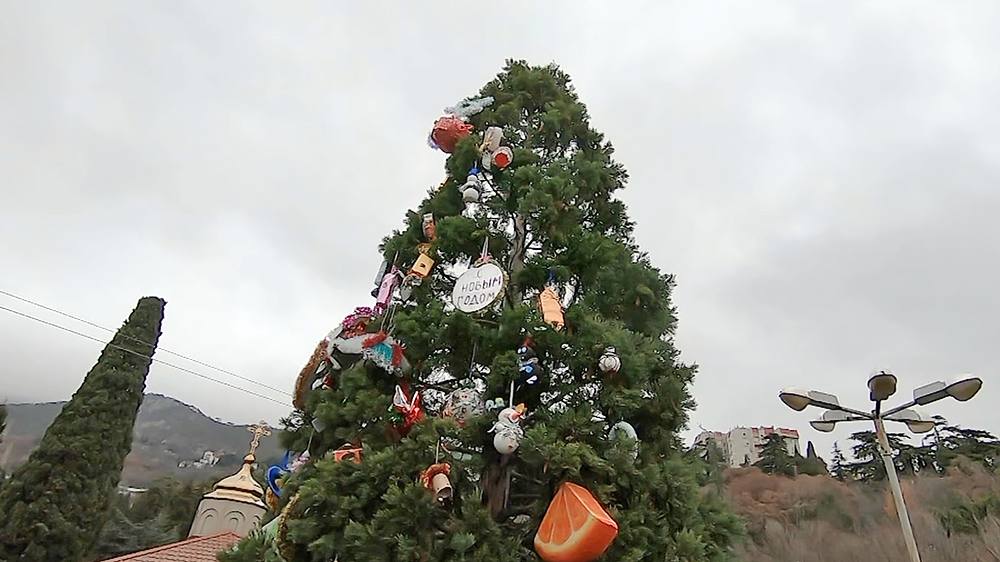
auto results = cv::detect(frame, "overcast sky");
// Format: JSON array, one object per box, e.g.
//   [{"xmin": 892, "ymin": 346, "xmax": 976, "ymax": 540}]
[{"xmin": 2, "ymin": 1, "xmax": 998, "ymax": 458}]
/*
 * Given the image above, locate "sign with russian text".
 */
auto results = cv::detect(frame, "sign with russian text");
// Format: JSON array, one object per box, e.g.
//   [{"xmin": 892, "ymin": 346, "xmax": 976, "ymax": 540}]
[{"xmin": 452, "ymin": 261, "xmax": 507, "ymax": 313}]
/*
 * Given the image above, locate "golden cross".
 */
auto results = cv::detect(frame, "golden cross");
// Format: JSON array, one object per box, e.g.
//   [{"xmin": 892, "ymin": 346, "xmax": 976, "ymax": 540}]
[{"xmin": 247, "ymin": 421, "xmax": 271, "ymax": 456}]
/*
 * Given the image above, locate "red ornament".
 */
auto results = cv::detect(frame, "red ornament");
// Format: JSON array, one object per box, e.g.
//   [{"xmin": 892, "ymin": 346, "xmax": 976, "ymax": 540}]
[
  {"xmin": 392, "ymin": 384, "xmax": 424, "ymax": 436},
  {"xmin": 430, "ymin": 116, "xmax": 474, "ymax": 153},
  {"xmin": 332, "ymin": 443, "xmax": 362, "ymax": 464}
]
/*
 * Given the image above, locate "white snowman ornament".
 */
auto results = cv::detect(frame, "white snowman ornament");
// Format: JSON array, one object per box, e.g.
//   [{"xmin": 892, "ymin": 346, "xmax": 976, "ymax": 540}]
[{"xmin": 489, "ymin": 405, "xmax": 526, "ymax": 455}]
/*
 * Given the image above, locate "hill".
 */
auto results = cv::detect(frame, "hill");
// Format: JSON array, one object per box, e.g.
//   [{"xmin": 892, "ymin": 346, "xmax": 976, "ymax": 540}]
[
  {"xmin": 723, "ymin": 461, "xmax": 1000, "ymax": 561},
  {"xmin": 0, "ymin": 393, "xmax": 284, "ymax": 486}
]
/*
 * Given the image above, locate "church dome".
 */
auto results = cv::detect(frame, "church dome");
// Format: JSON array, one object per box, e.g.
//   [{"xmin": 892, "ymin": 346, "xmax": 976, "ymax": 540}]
[{"xmin": 202, "ymin": 453, "xmax": 267, "ymax": 509}]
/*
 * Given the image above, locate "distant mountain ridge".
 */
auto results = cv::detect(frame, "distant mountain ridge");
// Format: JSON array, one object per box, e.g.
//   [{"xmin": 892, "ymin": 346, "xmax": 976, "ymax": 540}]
[{"xmin": 0, "ymin": 393, "xmax": 285, "ymax": 486}]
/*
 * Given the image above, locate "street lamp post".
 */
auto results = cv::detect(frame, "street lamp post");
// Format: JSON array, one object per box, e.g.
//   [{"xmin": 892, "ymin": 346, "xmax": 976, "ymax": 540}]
[{"xmin": 778, "ymin": 372, "xmax": 982, "ymax": 562}]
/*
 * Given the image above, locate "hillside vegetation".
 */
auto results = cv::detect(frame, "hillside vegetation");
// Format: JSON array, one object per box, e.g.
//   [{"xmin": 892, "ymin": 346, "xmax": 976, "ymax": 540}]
[{"xmin": 0, "ymin": 394, "xmax": 284, "ymax": 486}]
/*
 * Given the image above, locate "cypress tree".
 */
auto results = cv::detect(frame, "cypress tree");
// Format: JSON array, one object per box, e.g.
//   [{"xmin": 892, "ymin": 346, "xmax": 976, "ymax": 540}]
[
  {"xmin": 0, "ymin": 296, "xmax": 166, "ymax": 562},
  {"xmin": 224, "ymin": 61, "xmax": 742, "ymax": 562}
]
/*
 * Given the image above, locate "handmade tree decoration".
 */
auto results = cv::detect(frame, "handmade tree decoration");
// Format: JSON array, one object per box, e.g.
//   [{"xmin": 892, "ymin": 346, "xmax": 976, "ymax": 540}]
[
  {"xmin": 294, "ymin": 339, "xmax": 329, "ymax": 410},
  {"xmin": 460, "ymin": 168, "xmax": 484, "ymax": 204},
  {"xmin": 427, "ymin": 96, "xmax": 493, "ymax": 153},
  {"xmin": 452, "ymin": 238, "xmax": 508, "ymax": 314},
  {"xmin": 517, "ymin": 339, "xmax": 543, "ymax": 386},
  {"xmin": 390, "ymin": 384, "xmax": 423, "ymax": 437},
  {"xmin": 421, "ymin": 463, "xmax": 453, "ymax": 505},
  {"xmin": 479, "ymin": 126, "xmax": 514, "ymax": 170},
  {"xmin": 538, "ymin": 285, "xmax": 565, "ymax": 330},
  {"xmin": 331, "ymin": 443, "xmax": 363, "ymax": 464},
  {"xmin": 422, "ymin": 213, "xmax": 437, "ymax": 243},
  {"xmin": 373, "ymin": 265, "xmax": 401, "ymax": 315},
  {"xmin": 360, "ymin": 331, "xmax": 408, "ymax": 374},
  {"xmin": 534, "ymin": 482, "xmax": 619, "ymax": 562},
  {"xmin": 598, "ymin": 347, "xmax": 621, "ymax": 375},
  {"xmin": 409, "ymin": 253, "xmax": 435, "ymax": 278},
  {"xmin": 266, "ymin": 450, "xmax": 310, "ymax": 498},
  {"xmin": 489, "ymin": 386, "xmax": 527, "ymax": 455},
  {"xmin": 608, "ymin": 421, "xmax": 639, "ymax": 461},
  {"xmin": 441, "ymin": 387, "xmax": 485, "ymax": 427}
]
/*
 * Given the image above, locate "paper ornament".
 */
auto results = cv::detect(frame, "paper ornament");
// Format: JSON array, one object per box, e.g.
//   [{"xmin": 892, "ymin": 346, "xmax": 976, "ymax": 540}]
[
  {"xmin": 489, "ymin": 404, "xmax": 527, "ymax": 454},
  {"xmin": 420, "ymin": 462, "xmax": 453, "ymax": 504},
  {"xmin": 538, "ymin": 286, "xmax": 565, "ymax": 330},
  {"xmin": 293, "ymin": 339, "xmax": 329, "ymax": 410},
  {"xmin": 598, "ymin": 347, "xmax": 621, "ymax": 375},
  {"xmin": 391, "ymin": 384, "xmax": 424, "ymax": 436},
  {"xmin": 441, "ymin": 387, "xmax": 485, "ymax": 427},
  {"xmin": 534, "ymin": 482, "xmax": 619, "ymax": 562}
]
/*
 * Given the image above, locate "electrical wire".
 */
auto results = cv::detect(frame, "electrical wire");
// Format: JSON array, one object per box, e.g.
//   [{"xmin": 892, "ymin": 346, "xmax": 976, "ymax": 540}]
[
  {"xmin": 0, "ymin": 289, "xmax": 291, "ymax": 397},
  {"xmin": 0, "ymin": 303, "xmax": 291, "ymax": 408}
]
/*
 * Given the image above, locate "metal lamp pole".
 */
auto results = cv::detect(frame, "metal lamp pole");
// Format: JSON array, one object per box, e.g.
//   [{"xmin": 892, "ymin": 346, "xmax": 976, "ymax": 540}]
[{"xmin": 779, "ymin": 372, "xmax": 983, "ymax": 562}]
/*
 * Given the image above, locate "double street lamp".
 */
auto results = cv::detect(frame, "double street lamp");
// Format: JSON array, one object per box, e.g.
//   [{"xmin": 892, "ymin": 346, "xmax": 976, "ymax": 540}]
[{"xmin": 779, "ymin": 372, "xmax": 982, "ymax": 562}]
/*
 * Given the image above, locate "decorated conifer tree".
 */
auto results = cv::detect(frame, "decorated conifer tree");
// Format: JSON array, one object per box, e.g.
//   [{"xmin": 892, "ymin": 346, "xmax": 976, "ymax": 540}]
[
  {"xmin": 0, "ymin": 296, "xmax": 165, "ymax": 562},
  {"xmin": 231, "ymin": 61, "xmax": 742, "ymax": 562}
]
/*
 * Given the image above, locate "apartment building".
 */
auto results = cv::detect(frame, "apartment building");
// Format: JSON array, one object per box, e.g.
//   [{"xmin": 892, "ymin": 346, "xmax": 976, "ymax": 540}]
[{"xmin": 694, "ymin": 426, "xmax": 801, "ymax": 468}]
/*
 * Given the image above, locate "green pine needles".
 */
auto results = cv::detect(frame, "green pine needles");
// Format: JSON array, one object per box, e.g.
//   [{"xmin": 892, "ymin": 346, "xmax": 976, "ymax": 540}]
[
  {"xmin": 227, "ymin": 61, "xmax": 742, "ymax": 562},
  {"xmin": 0, "ymin": 296, "xmax": 166, "ymax": 562}
]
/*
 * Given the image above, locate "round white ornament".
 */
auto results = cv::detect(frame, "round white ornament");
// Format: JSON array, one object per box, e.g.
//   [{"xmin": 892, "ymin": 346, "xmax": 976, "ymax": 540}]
[
  {"xmin": 441, "ymin": 388, "xmax": 485, "ymax": 426},
  {"xmin": 609, "ymin": 421, "xmax": 639, "ymax": 460},
  {"xmin": 452, "ymin": 261, "xmax": 508, "ymax": 313},
  {"xmin": 599, "ymin": 347, "xmax": 621, "ymax": 374}
]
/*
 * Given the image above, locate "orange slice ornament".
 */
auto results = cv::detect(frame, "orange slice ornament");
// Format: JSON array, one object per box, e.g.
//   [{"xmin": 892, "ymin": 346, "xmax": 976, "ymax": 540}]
[{"xmin": 534, "ymin": 482, "xmax": 618, "ymax": 562}]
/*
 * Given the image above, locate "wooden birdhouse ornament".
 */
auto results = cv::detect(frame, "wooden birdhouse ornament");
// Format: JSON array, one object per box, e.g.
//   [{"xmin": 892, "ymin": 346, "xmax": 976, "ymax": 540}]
[{"xmin": 538, "ymin": 286, "xmax": 565, "ymax": 331}]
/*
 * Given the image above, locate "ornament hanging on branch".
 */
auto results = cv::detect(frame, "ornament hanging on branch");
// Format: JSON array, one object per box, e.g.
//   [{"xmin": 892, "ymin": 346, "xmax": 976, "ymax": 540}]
[
  {"xmin": 421, "ymin": 462, "xmax": 453, "ymax": 505},
  {"xmin": 461, "ymin": 167, "xmax": 484, "ymax": 205},
  {"xmin": 427, "ymin": 96, "xmax": 493, "ymax": 153},
  {"xmin": 598, "ymin": 347, "xmax": 621, "ymax": 375},
  {"xmin": 489, "ymin": 383, "xmax": 527, "ymax": 454},
  {"xmin": 293, "ymin": 339, "xmax": 329, "ymax": 410},
  {"xmin": 534, "ymin": 482, "xmax": 619, "ymax": 562},
  {"xmin": 373, "ymin": 265, "xmax": 401, "ymax": 316},
  {"xmin": 517, "ymin": 338, "xmax": 543, "ymax": 386},
  {"xmin": 608, "ymin": 421, "xmax": 639, "ymax": 461},
  {"xmin": 266, "ymin": 450, "xmax": 310, "ymax": 498},
  {"xmin": 390, "ymin": 383, "xmax": 424, "ymax": 437},
  {"xmin": 479, "ymin": 126, "xmax": 514, "ymax": 170},
  {"xmin": 360, "ymin": 330, "xmax": 408, "ymax": 374},
  {"xmin": 452, "ymin": 237, "xmax": 508, "ymax": 314},
  {"xmin": 422, "ymin": 213, "xmax": 438, "ymax": 243},
  {"xmin": 441, "ymin": 387, "xmax": 485, "ymax": 427},
  {"xmin": 330, "ymin": 443, "xmax": 363, "ymax": 464},
  {"xmin": 538, "ymin": 285, "xmax": 565, "ymax": 331}
]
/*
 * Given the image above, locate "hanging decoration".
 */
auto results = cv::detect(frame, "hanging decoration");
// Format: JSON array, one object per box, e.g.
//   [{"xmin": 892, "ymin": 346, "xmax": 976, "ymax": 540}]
[
  {"xmin": 340, "ymin": 307, "xmax": 375, "ymax": 339},
  {"xmin": 361, "ymin": 331, "xmax": 408, "ymax": 374},
  {"xmin": 489, "ymin": 384, "xmax": 527, "ymax": 454},
  {"xmin": 460, "ymin": 167, "xmax": 484, "ymax": 204},
  {"xmin": 426, "ymin": 96, "xmax": 493, "ymax": 153},
  {"xmin": 538, "ymin": 285, "xmax": 565, "ymax": 331},
  {"xmin": 422, "ymin": 213, "xmax": 438, "ymax": 243},
  {"xmin": 479, "ymin": 126, "xmax": 514, "ymax": 170},
  {"xmin": 390, "ymin": 384, "xmax": 424, "ymax": 437},
  {"xmin": 331, "ymin": 443, "xmax": 363, "ymax": 464},
  {"xmin": 517, "ymin": 338, "xmax": 543, "ymax": 387},
  {"xmin": 293, "ymin": 339, "xmax": 329, "ymax": 410},
  {"xmin": 421, "ymin": 463, "xmax": 453, "ymax": 505},
  {"xmin": 371, "ymin": 259, "xmax": 389, "ymax": 298},
  {"xmin": 265, "ymin": 450, "xmax": 310, "ymax": 498},
  {"xmin": 452, "ymin": 238, "xmax": 508, "ymax": 314},
  {"xmin": 598, "ymin": 347, "xmax": 621, "ymax": 375},
  {"xmin": 441, "ymin": 387, "xmax": 485, "ymax": 427},
  {"xmin": 373, "ymin": 265, "xmax": 401, "ymax": 316},
  {"xmin": 534, "ymin": 482, "xmax": 619, "ymax": 562},
  {"xmin": 608, "ymin": 421, "xmax": 639, "ymax": 460}
]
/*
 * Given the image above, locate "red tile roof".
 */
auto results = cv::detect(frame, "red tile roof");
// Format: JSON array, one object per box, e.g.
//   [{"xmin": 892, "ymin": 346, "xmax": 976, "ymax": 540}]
[{"xmin": 101, "ymin": 532, "xmax": 241, "ymax": 562}]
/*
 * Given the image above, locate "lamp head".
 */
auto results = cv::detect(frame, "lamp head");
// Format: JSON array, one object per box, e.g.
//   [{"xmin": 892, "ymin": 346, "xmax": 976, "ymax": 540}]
[
  {"xmin": 809, "ymin": 410, "xmax": 849, "ymax": 433},
  {"xmin": 868, "ymin": 369, "xmax": 898, "ymax": 402},
  {"xmin": 886, "ymin": 408, "xmax": 936, "ymax": 434},
  {"xmin": 947, "ymin": 374, "xmax": 982, "ymax": 402},
  {"xmin": 779, "ymin": 387, "xmax": 812, "ymax": 411}
]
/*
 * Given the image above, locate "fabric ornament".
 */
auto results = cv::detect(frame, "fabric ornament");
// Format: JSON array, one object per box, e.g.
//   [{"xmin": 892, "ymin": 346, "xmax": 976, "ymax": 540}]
[
  {"xmin": 420, "ymin": 462, "xmax": 453, "ymax": 505},
  {"xmin": 489, "ymin": 404, "xmax": 527, "ymax": 455},
  {"xmin": 391, "ymin": 384, "xmax": 424, "ymax": 436}
]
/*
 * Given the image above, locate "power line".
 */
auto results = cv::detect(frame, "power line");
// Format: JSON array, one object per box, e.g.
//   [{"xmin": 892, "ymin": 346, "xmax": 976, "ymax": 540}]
[
  {"xmin": 0, "ymin": 303, "xmax": 292, "ymax": 408},
  {"xmin": 0, "ymin": 289, "xmax": 291, "ymax": 398}
]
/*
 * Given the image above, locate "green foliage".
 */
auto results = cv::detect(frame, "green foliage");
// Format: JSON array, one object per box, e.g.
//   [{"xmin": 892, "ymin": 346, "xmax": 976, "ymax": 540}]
[
  {"xmin": 0, "ymin": 297, "xmax": 166, "ymax": 562},
  {"xmin": 830, "ymin": 442, "xmax": 848, "ymax": 482},
  {"xmin": 754, "ymin": 435, "xmax": 795, "ymax": 477},
  {"xmin": 127, "ymin": 477, "xmax": 215, "ymax": 538},
  {"xmin": 91, "ymin": 508, "xmax": 176, "ymax": 560},
  {"xmin": 228, "ymin": 61, "xmax": 741, "ymax": 561},
  {"xmin": 933, "ymin": 425, "xmax": 1000, "ymax": 472}
]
